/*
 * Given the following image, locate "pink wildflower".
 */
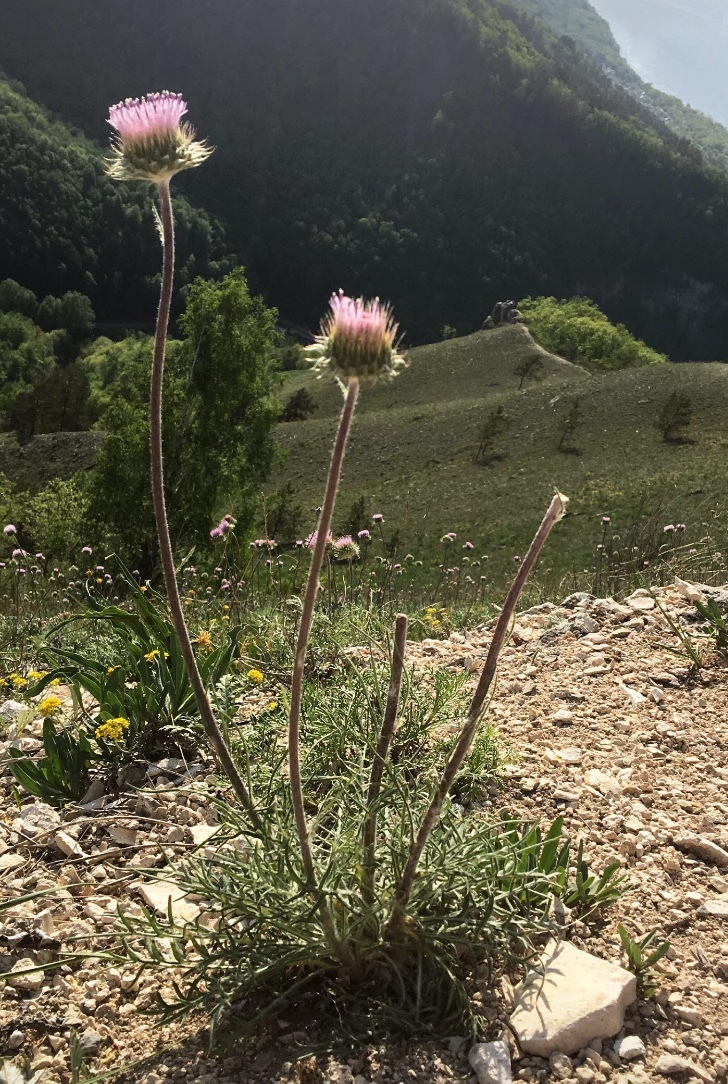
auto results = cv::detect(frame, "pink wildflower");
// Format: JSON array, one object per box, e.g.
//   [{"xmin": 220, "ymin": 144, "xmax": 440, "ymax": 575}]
[
  {"xmin": 210, "ymin": 527, "xmax": 223, "ymax": 540},
  {"xmin": 3, "ymin": 524, "xmax": 16, "ymax": 535},
  {"xmin": 106, "ymin": 91, "xmax": 213, "ymax": 183},
  {"xmin": 305, "ymin": 292, "xmax": 407, "ymax": 387},
  {"xmin": 358, "ymin": 529, "xmax": 371, "ymax": 541},
  {"xmin": 305, "ymin": 530, "xmax": 333, "ymax": 552},
  {"xmin": 82, "ymin": 546, "xmax": 92, "ymax": 555},
  {"xmin": 372, "ymin": 514, "xmax": 384, "ymax": 524}
]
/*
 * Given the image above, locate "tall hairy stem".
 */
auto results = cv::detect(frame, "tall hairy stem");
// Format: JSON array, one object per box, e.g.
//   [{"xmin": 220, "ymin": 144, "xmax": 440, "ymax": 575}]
[
  {"xmin": 150, "ymin": 180, "xmax": 261, "ymax": 832},
  {"xmin": 288, "ymin": 377, "xmax": 359, "ymax": 959},
  {"xmin": 388, "ymin": 493, "xmax": 568, "ymax": 934},
  {"xmin": 361, "ymin": 612, "xmax": 408, "ymax": 908}
]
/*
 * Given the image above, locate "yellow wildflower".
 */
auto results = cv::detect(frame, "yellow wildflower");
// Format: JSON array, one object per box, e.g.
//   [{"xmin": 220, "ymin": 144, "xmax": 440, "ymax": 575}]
[
  {"xmin": 222, "ymin": 605, "xmax": 230, "ymax": 613},
  {"xmin": 107, "ymin": 666, "xmax": 118, "ymax": 675},
  {"xmin": 10, "ymin": 674, "xmax": 28, "ymax": 689},
  {"xmin": 267, "ymin": 701, "xmax": 278, "ymax": 712},
  {"xmin": 38, "ymin": 695, "xmax": 62, "ymax": 717},
  {"xmin": 96, "ymin": 578, "xmax": 103, "ymax": 585},
  {"xmin": 140, "ymin": 585, "xmax": 148, "ymax": 593},
  {"xmin": 27, "ymin": 670, "xmax": 48, "ymax": 681},
  {"xmin": 144, "ymin": 649, "xmax": 160, "ymax": 662},
  {"xmin": 195, "ymin": 630, "xmax": 213, "ymax": 650},
  {"xmin": 49, "ymin": 678, "xmax": 61, "ymax": 687},
  {"xmin": 95, "ymin": 717, "xmax": 130, "ymax": 742},
  {"xmin": 247, "ymin": 668, "xmax": 264, "ymax": 684}
]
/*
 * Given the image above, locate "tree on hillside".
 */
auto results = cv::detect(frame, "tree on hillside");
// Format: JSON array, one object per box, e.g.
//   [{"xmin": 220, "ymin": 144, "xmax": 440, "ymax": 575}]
[
  {"xmin": 656, "ymin": 391, "xmax": 692, "ymax": 443},
  {"xmin": 280, "ymin": 387, "xmax": 316, "ymax": 422},
  {"xmin": 519, "ymin": 297, "xmax": 668, "ymax": 372},
  {"xmin": 85, "ymin": 270, "xmax": 279, "ymax": 567},
  {"xmin": 514, "ymin": 354, "xmax": 545, "ymax": 389},
  {"xmin": 557, "ymin": 397, "xmax": 581, "ymax": 452},
  {"xmin": 475, "ymin": 405, "xmax": 510, "ymax": 464}
]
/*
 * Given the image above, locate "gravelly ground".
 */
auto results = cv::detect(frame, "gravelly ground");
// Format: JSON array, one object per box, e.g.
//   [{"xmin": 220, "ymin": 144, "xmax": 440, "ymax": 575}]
[{"xmin": 1, "ymin": 582, "xmax": 727, "ymax": 1084}]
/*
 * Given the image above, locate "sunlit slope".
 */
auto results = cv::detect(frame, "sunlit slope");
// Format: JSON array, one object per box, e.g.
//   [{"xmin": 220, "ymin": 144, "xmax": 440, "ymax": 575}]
[
  {"xmin": 274, "ymin": 327, "xmax": 728, "ymax": 582},
  {"xmin": 282, "ymin": 326, "xmax": 581, "ymax": 419}
]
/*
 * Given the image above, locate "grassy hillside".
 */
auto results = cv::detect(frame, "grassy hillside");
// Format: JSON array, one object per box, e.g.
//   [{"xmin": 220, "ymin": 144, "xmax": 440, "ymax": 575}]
[{"xmin": 274, "ymin": 327, "xmax": 728, "ymax": 585}]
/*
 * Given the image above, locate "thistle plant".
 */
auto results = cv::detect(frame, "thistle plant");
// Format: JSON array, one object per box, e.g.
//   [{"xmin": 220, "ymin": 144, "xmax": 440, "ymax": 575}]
[{"xmin": 105, "ymin": 92, "xmax": 258, "ymax": 826}]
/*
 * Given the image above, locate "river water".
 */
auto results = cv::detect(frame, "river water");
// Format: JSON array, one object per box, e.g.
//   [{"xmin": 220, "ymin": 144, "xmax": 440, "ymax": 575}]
[{"xmin": 588, "ymin": 0, "xmax": 728, "ymax": 126}]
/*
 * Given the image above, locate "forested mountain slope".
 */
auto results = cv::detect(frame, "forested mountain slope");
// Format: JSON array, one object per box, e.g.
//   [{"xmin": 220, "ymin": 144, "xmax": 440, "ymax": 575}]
[
  {"xmin": 0, "ymin": 76, "xmax": 232, "ymax": 320},
  {"xmin": 2, "ymin": 1, "xmax": 728, "ymax": 356},
  {"xmin": 514, "ymin": 0, "xmax": 728, "ymax": 173}
]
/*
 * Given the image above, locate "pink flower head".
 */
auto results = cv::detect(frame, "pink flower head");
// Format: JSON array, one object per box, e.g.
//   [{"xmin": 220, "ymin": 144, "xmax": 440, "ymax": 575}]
[
  {"xmin": 663, "ymin": 524, "xmax": 676, "ymax": 533},
  {"xmin": 82, "ymin": 546, "xmax": 93, "ymax": 555},
  {"xmin": 210, "ymin": 526, "xmax": 223, "ymax": 540},
  {"xmin": 333, "ymin": 535, "xmax": 360, "ymax": 562},
  {"xmin": 676, "ymin": 523, "xmax": 686, "ymax": 531},
  {"xmin": 3, "ymin": 524, "xmax": 16, "ymax": 535},
  {"xmin": 12, "ymin": 548, "xmax": 26, "ymax": 559},
  {"xmin": 305, "ymin": 291, "xmax": 407, "ymax": 388},
  {"xmin": 372, "ymin": 513, "xmax": 384, "ymax": 523},
  {"xmin": 463, "ymin": 541, "xmax": 474, "ymax": 550},
  {"xmin": 601, "ymin": 516, "xmax": 611, "ymax": 524},
  {"xmin": 357, "ymin": 529, "xmax": 371, "ymax": 541},
  {"xmin": 106, "ymin": 91, "xmax": 213, "ymax": 183},
  {"xmin": 305, "ymin": 530, "xmax": 333, "ymax": 551}
]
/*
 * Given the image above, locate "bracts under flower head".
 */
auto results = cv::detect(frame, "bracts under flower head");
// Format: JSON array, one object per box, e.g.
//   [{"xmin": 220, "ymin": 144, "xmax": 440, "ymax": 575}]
[
  {"xmin": 106, "ymin": 91, "xmax": 213, "ymax": 183},
  {"xmin": 306, "ymin": 291, "xmax": 407, "ymax": 389}
]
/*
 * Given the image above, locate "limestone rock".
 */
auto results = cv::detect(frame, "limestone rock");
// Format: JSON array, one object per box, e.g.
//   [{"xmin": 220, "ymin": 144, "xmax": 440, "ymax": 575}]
[
  {"xmin": 674, "ymin": 835, "xmax": 728, "ymax": 869},
  {"xmin": 509, "ymin": 940, "xmax": 636, "ymax": 1056},
  {"xmin": 469, "ymin": 1040, "xmax": 512, "ymax": 1084},
  {"xmin": 135, "ymin": 878, "xmax": 200, "ymax": 924},
  {"xmin": 655, "ymin": 1054, "xmax": 714, "ymax": 1082},
  {"xmin": 698, "ymin": 895, "xmax": 728, "ymax": 918},
  {"xmin": 614, "ymin": 1035, "xmax": 646, "ymax": 1061},
  {"xmin": 0, "ymin": 699, "xmax": 26, "ymax": 723},
  {"xmin": 7, "ymin": 957, "xmax": 44, "ymax": 992}
]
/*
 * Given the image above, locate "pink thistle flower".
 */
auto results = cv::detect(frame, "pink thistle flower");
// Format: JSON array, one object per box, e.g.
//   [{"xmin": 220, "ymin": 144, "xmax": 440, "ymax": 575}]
[
  {"xmin": 305, "ymin": 291, "xmax": 407, "ymax": 388},
  {"xmin": 333, "ymin": 535, "xmax": 360, "ymax": 562},
  {"xmin": 82, "ymin": 546, "xmax": 92, "ymax": 555},
  {"xmin": 601, "ymin": 516, "xmax": 611, "ymax": 524},
  {"xmin": 663, "ymin": 524, "xmax": 675, "ymax": 533},
  {"xmin": 372, "ymin": 513, "xmax": 384, "ymax": 523},
  {"xmin": 210, "ymin": 527, "xmax": 223, "ymax": 540},
  {"xmin": 357, "ymin": 529, "xmax": 371, "ymax": 541},
  {"xmin": 463, "ymin": 541, "xmax": 474, "ymax": 550},
  {"xmin": 12, "ymin": 548, "xmax": 26, "ymax": 559},
  {"xmin": 305, "ymin": 530, "xmax": 333, "ymax": 552},
  {"xmin": 106, "ymin": 91, "xmax": 213, "ymax": 183},
  {"xmin": 3, "ymin": 524, "xmax": 16, "ymax": 535}
]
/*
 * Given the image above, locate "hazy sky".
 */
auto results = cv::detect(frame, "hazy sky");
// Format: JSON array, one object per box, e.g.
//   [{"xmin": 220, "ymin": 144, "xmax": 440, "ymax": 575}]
[{"xmin": 589, "ymin": 0, "xmax": 728, "ymax": 127}]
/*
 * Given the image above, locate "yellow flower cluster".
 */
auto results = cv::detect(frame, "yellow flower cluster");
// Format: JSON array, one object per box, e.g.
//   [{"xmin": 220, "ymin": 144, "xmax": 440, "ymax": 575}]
[
  {"xmin": 247, "ymin": 668, "xmax": 264, "ymax": 684},
  {"xmin": 95, "ymin": 717, "xmax": 130, "ymax": 742},
  {"xmin": 194, "ymin": 630, "xmax": 213, "ymax": 650},
  {"xmin": 143, "ymin": 649, "xmax": 169, "ymax": 663},
  {"xmin": 27, "ymin": 670, "xmax": 48, "ymax": 682},
  {"xmin": 38, "ymin": 695, "xmax": 62, "ymax": 718},
  {"xmin": 423, "ymin": 606, "xmax": 447, "ymax": 631},
  {"xmin": 4, "ymin": 672, "xmax": 28, "ymax": 690}
]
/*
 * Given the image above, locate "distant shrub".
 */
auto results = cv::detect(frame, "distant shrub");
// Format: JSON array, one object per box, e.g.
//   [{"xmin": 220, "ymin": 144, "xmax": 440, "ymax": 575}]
[
  {"xmin": 475, "ymin": 405, "xmax": 510, "ymax": 464},
  {"xmin": 280, "ymin": 387, "xmax": 316, "ymax": 422},
  {"xmin": 519, "ymin": 296, "xmax": 668, "ymax": 371},
  {"xmin": 557, "ymin": 396, "xmax": 582, "ymax": 451},
  {"xmin": 656, "ymin": 391, "xmax": 692, "ymax": 443},
  {"xmin": 514, "ymin": 353, "xmax": 545, "ymax": 389},
  {"xmin": 441, "ymin": 324, "xmax": 458, "ymax": 340}
]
